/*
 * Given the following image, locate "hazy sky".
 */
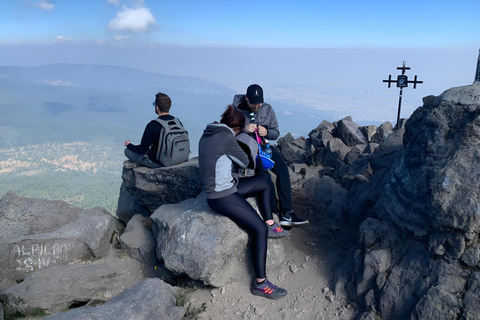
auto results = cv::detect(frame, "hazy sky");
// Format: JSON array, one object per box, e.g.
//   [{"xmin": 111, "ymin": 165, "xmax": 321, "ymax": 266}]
[
  {"xmin": 1, "ymin": 0, "xmax": 479, "ymax": 47},
  {"xmin": 1, "ymin": 0, "xmax": 479, "ymax": 124}
]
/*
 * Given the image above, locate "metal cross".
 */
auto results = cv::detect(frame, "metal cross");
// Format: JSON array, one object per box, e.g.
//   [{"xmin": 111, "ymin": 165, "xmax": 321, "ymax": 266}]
[{"xmin": 383, "ymin": 61, "xmax": 423, "ymax": 129}]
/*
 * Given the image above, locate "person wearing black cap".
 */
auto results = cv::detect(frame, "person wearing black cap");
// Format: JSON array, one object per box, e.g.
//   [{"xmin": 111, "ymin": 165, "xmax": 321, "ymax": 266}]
[{"xmin": 232, "ymin": 84, "xmax": 309, "ymax": 229}]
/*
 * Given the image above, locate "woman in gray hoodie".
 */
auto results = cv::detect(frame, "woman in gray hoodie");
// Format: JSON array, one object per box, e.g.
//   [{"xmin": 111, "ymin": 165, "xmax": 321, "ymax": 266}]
[{"xmin": 198, "ymin": 105, "xmax": 287, "ymax": 300}]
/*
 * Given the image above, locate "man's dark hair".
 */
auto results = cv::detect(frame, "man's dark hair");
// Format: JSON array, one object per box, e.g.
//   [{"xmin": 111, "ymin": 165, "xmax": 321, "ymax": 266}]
[
  {"xmin": 155, "ymin": 92, "xmax": 172, "ymax": 113},
  {"xmin": 220, "ymin": 105, "xmax": 245, "ymax": 129}
]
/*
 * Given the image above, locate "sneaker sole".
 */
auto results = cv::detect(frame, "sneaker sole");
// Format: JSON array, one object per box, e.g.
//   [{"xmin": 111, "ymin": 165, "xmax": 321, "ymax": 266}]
[
  {"xmin": 280, "ymin": 220, "xmax": 309, "ymax": 227},
  {"xmin": 251, "ymin": 289, "xmax": 287, "ymax": 300}
]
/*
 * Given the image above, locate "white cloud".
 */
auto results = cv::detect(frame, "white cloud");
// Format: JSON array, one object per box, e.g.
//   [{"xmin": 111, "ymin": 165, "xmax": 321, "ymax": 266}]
[
  {"xmin": 38, "ymin": 79, "xmax": 78, "ymax": 87},
  {"xmin": 107, "ymin": 7, "xmax": 156, "ymax": 33},
  {"xmin": 284, "ymin": 110, "xmax": 293, "ymax": 115},
  {"xmin": 114, "ymin": 35, "xmax": 131, "ymax": 40},
  {"xmin": 53, "ymin": 36, "xmax": 73, "ymax": 43},
  {"xmin": 28, "ymin": 0, "xmax": 54, "ymax": 11},
  {"xmin": 107, "ymin": 0, "xmax": 120, "ymax": 5}
]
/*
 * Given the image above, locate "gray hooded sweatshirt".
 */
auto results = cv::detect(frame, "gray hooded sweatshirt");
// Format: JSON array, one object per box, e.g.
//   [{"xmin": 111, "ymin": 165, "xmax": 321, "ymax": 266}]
[
  {"xmin": 198, "ymin": 123, "xmax": 249, "ymax": 199},
  {"xmin": 232, "ymin": 94, "xmax": 280, "ymax": 141}
]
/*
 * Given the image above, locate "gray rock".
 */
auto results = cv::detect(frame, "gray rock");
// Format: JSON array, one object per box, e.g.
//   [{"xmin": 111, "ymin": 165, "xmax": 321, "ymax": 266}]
[
  {"xmin": 151, "ymin": 192, "xmax": 284, "ymax": 287},
  {"xmin": 277, "ymin": 135, "xmax": 313, "ymax": 164},
  {"xmin": 363, "ymin": 142, "xmax": 379, "ymax": 155},
  {"xmin": 0, "ymin": 252, "xmax": 150, "ymax": 315},
  {"xmin": 375, "ymin": 84, "xmax": 480, "ymax": 238},
  {"xmin": 356, "ymin": 249, "xmax": 391, "ymax": 297},
  {"xmin": 468, "ymin": 272, "xmax": 480, "ymax": 294},
  {"xmin": 43, "ymin": 278, "xmax": 185, "ymax": 320},
  {"xmin": 377, "ymin": 252, "xmax": 432, "ymax": 320},
  {"xmin": 371, "ymin": 121, "xmax": 393, "ymax": 144},
  {"xmin": 344, "ymin": 146, "xmax": 363, "ymax": 165},
  {"xmin": 0, "ymin": 204, "xmax": 123, "ymax": 291},
  {"xmin": 315, "ymin": 138, "xmax": 351, "ymax": 168},
  {"xmin": 463, "ymin": 291, "xmax": 480, "ymax": 320},
  {"xmin": 358, "ymin": 311, "xmax": 378, "ymax": 320},
  {"xmin": 116, "ymin": 182, "xmax": 150, "ymax": 224},
  {"xmin": 303, "ymin": 176, "xmax": 347, "ymax": 217},
  {"xmin": 119, "ymin": 214, "xmax": 157, "ymax": 266},
  {"xmin": 308, "ymin": 120, "xmax": 335, "ymax": 148},
  {"xmin": 334, "ymin": 118, "xmax": 367, "ymax": 147},
  {"xmin": 0, "ymin": 191, "xmax": 82, "ymax": 240},
  {"xmin": 122, "ymin": 157, "xmax": 202, "ymax": 213},
  {"xmin": 289, "ymin": 163, "xmax": 320, "ymax": 181},
  {"xmin": 360, "ymin": 125, "xmax": 378, "ymax": 142},
  {"xmin": 411, "ymin": 285, "xmax": 462, "ymax": 320}
]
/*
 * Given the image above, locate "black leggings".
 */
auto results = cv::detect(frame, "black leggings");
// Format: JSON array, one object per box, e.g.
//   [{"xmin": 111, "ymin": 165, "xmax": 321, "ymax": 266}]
[{"xmin": 207, "ymin": 175, "xmax": 272, "ymax": 279}]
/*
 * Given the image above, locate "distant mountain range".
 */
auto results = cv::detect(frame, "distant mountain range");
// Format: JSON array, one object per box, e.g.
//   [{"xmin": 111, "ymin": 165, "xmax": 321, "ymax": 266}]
[
  {"xmin": 0, "ymin": 63, "xmax": 340, "ymax": 151},
  {"xmin": 0, "ymin": 63, "xmax": 366, "ymax": 213}
]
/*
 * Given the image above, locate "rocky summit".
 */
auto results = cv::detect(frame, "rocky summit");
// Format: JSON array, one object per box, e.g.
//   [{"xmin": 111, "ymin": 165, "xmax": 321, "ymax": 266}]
[{"xmin": 0, "ymin": 83, "xmax": 479, "ymax": 320}]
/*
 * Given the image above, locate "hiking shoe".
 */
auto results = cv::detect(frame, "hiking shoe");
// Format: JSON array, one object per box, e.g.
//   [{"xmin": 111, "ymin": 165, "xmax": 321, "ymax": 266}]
[
  {"xmin": 280, "ymin": 209, "xmax": 309, "ymax": 228},
  {"xmin": 251, "ymin": 278, "xmax": 287, "ymax": 300},
  {"xmin": 267, "ymin": 222, "xmax": 290, "ymax": 238}
]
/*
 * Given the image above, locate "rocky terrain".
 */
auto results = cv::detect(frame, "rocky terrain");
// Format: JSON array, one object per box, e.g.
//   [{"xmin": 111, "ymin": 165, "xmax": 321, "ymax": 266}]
[{"xmin": 1, "ymin": 82, "xmax": 480, "ymax": 320}]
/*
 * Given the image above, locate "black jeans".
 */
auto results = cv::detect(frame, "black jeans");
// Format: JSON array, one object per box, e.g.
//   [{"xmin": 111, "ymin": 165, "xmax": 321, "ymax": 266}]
[{"xmin": 258, "ymin": 145, "xmax": 293, "ymax": 213}]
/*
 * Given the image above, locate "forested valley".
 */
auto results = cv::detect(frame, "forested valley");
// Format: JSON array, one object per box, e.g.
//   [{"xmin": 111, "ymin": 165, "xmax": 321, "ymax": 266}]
[{"xmin": 0, "ymin": 140, "xmax": 125, "ymax": 215}]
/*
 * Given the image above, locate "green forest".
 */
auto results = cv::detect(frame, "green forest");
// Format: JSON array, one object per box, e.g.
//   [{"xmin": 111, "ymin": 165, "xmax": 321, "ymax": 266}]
[{"xmin": 0, "ymin": 140, "xmax": 126, "ymax": 215}]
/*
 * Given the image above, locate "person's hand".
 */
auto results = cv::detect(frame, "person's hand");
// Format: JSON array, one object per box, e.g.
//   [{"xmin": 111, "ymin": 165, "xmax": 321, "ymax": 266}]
[
  {"xmin": 245, "ymin": 123, "xmax": 257, "ymax": 133},
  {"xmin": 124, "ymin": 140, "xmax": 131, "ymax": 146},
  {"xmin": 257, "ymin": 125, "xmax": 268, "ymax": 137}
]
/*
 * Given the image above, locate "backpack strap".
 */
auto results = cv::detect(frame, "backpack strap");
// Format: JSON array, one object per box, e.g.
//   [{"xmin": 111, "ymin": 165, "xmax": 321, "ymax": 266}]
[{"xmin": 153, "ymin": 116, "xmax": 182, "ymax": 128}]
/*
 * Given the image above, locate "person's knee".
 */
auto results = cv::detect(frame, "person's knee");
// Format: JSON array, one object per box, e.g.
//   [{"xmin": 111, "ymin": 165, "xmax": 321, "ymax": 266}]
[
  {"xmin": 254, "ymin": 222, "xmax": 268, "ymax": 239},
  {"xmin": 124, "ymin": 148, "xmax": 134, "ymax": 161}
]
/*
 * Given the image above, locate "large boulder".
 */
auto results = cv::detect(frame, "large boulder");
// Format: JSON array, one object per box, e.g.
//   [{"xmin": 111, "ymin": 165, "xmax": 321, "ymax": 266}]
[
  {"xmin": 333, "ymin": 117, "xmax": 368, "ymax": 147},
  {"xmin": 121, "ymin": 158, "xmax": 202, "ymax": 213},
  {"xmin": 345, "ymin": 83, "xmax": 480, "ymax": 320},
  {"xmin": 116, "ymin": 182, "xmax": 150, "ymax": 224},
  {"xmin": 43, "ymin": 278, "xmax": 185, "ymax": 320},
  {"xmin": 277, "ymin": 133, "xmax": 314, "ymax": 165},
  {"xmin": 151, "ymin": 192, "xmax": 285, "ymax": 287},
  {"xmin": 308, "ymin": 120, "xmax": 335, "ymax": 148},
  {"xmin": 0, "ymin": 192, "xmax": 124, "ymax": 291},
  {"xmin": 0, "ymin": 191, "xmax": 82, "ymax": 240},
  {"xmin": 371, "ymin": 121, "xmax": 394, "ymax": 144},
  {"xmin": 0, "ymin": 251, "xmax": 151, "ymax": 315},
  {"xmin": 119, "ymin": 214, "xmax": 158, "ymax": 267},
  {"xmin": 376, "ymin": 84, "xmax": 480, "ymax": 237}
]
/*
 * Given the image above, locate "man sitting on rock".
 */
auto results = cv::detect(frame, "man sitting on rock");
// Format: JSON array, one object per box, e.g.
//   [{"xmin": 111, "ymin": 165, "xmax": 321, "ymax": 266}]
[
  {"xmin": 233, "ymin": 84, "xmax": 309, "ymax": 229},
  {"xmin": 124, "ymin": 92, "xmax": 185, "ymax": 168}
]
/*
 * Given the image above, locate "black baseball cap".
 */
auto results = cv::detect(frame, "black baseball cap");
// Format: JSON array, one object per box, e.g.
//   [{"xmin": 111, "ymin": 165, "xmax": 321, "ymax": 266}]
[{"xmin": 246, "ymin": 84, "xmax": 264, "ymax": 104}]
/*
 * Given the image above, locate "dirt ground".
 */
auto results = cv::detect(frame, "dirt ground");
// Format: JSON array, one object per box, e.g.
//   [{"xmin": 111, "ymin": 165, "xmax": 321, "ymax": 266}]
[{"xmin": 184, "ymin": 188, "xmax": 359, "ymax": 320}]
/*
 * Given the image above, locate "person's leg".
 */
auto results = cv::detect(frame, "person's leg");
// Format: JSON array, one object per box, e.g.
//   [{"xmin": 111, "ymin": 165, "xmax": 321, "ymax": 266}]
[
  {"xmin": 269, "ymin": 146, "xmax": 309, "ymax": 228},
  {"xmin": 207, "ymin": 193, "xmax": 287, "ymax": 299},
  {"xmin": 257, "ymin": 168, "xmax": 279, "ymax": 214},
  {"xmin": 124, "ymin": 148, "xmax": 162, "ymax": 168},
  {"xmin": 237, "ymin": 175, "xmax": 273, "ymax": 221},
  {"xmin": 237, "ymin": 176, "xmax": 289, "ymax": 238},
  {"xmin": 207, "ymin": 194, "xmax": 268, "ymax": 279},
  {"xmin": 269, "ymin": 146, "xmax": 293, "ymax": 211}
]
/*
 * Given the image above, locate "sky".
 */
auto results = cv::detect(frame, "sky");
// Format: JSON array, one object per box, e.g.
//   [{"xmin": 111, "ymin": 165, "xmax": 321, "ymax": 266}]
[
  {"xmin": 1, "ymin": 0, "xmax": 479, "ymax": 124},
  {"xmin": 1, "ymin": 0, "xmax": 479, "ymax": 47}
]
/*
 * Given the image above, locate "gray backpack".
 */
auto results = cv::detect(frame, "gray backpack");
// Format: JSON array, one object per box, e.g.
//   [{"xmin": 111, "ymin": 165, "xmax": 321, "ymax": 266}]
[{"xmin": 154, "ymin": 117, "xmax": 190, "ymax": 166}]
